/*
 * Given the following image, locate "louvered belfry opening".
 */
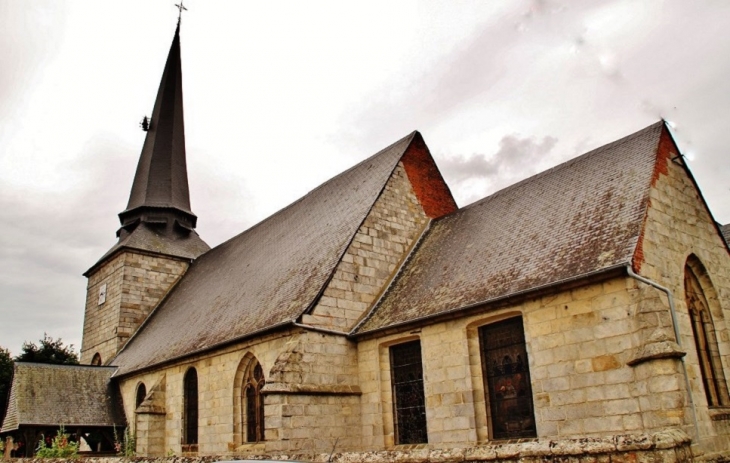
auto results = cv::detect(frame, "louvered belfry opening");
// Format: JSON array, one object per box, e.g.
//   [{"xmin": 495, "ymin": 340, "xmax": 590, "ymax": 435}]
[
  {"xmin": 479, "ymin": 317, "xmax": 537, "ymax": 440},
  {"xmin": 390, "ymin": 340, "xmax": 428, "ymax": 444},
  {"xmin": 183, "ymin": 368, "xmax": 198, "ymax": 446}
]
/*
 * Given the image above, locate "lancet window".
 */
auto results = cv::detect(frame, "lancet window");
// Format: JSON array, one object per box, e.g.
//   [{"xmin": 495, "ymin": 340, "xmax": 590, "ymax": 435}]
[
  {"xmin": 183, "ymin": 367, "xmax": 199, "ymax": 446},
  {"xmin": 685, "ymin": 262, "xmax": 730, "ymax": 407}
]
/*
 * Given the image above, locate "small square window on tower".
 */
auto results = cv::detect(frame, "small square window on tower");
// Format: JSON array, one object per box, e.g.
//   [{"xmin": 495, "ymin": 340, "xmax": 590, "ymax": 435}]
[{"xmin": 98, "ymin": 283, "xmax": 107, "ymax": 306}]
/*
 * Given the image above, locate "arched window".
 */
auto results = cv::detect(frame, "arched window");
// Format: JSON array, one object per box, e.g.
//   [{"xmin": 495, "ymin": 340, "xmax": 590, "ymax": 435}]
[
  {"xmin": 479, "ymin": 316, "xmax": 537, "ymax": 439},
  {"xmin": 685, "ymin": 260, "xmax": 730, "ymax": 407},
  {"xmin": 244, "ymin": 362, "xmax": 265, "ymax": 442},
  {"xmin": 135, "ymin": 383, "xmax": 147, "ymax": 409},
  {"xmin": 234, "ymin": 355, "xmax": 266, "ymax": 444},
  {"xmin": 91, "ymin": 353, "xmax": 102, "ymax": 366},
  {"xmin": 183, "ymin": 368, "xmax": 199, "ymax": 445}
]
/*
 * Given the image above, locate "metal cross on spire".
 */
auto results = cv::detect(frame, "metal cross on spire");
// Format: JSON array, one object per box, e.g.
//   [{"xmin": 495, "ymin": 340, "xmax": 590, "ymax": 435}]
[{"xmin": 175, "ymin": 0, "xmax": 187, "ymax": 25}]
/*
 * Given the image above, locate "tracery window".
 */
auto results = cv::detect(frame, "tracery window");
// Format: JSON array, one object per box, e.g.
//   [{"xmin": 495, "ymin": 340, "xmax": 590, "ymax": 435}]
[
  {"xmin": 685, "ymin": 262, "xmax": 730, "ymax": 407},
  {"xmin": 91, "ymin": 353, "xmax": 102, "ymax": 366},
  {"xmin": 390, "ymin": 340, "xmax": 428, "ymax": 444},
  {"xmin": 244, "ymin": 362, "xmax": 265, "ymax": 442},
  {"xmin": 479, "ymin": 317, "xmax": 536, "ymax": 440},
  {"xmin": 183, "ymin": 368, "xmax": 199, "ymax": 445}
]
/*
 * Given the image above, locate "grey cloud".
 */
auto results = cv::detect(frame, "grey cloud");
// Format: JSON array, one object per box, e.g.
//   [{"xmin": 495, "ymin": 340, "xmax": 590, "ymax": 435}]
[
  {"xmin": 441, "ymin": 134, "xmax": 558, "ymax": 185},
  {"xmin": 0, "ymin": 134, "xmax": 257, "ymax": 355}
]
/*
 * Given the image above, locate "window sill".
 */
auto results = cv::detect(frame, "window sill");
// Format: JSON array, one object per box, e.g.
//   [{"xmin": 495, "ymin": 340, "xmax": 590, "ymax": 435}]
[
  {"xmin": 181, "ymin": 444, "xmax": 198, "ymax": 455},
  {"xmin": 709, "ymin": 407, "xmax": 730, "ymax": 421}
]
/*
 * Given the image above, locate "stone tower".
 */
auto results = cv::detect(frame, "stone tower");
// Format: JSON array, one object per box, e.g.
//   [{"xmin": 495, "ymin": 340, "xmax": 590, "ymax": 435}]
[{"xmin": 80, "ymin": 24, "xmax": 209, "ymax": 365}]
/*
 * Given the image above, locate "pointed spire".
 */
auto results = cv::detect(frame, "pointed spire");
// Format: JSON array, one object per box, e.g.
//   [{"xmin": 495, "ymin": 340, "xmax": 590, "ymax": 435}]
[{"xmin": 119, "ymin": 23, "xmax": 197, "ymax": 233}]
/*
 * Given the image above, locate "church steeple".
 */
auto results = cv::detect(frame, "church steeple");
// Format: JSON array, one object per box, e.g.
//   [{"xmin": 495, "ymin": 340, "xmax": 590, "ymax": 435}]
[
  {"xmin": 80, "ymin": 22, "xmax": 208, "ymax": 365},
  {"xmin": 119, "ymin": 23, "xmax": 196, "ymax": 233}
]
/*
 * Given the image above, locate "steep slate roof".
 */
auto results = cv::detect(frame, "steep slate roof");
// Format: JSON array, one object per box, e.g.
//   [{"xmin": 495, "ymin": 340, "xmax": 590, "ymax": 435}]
[
  {"xmin": 86, "ymin": 24, "xmax": 209, "ymax": 276},
  {"xmin": 721, "ymin": 224, "xmax": 730, "ymax": 246},
  {"xmin": 0, "ymin": 363, "xmax": 124, "ymax": 432},
  {"xmin": 112, "ymin": 132, "xmax": 419, "ymax": 375},
  {"xmin": 355, "ymin": 122, "xmax": 665, "ymax": 334},
  {"xmin": 122, "ymin": 23, "xmax": 193, "ymax": 220}
]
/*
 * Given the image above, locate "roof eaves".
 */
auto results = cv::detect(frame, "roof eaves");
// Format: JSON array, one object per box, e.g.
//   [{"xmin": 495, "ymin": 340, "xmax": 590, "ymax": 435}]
[
  {"xmin": 112, "ymin": 320, "xmax": 294, "ymax": 379},
  {"xmin": 351, "ymin": 263, "xmax": 629, "ymax": 339}
]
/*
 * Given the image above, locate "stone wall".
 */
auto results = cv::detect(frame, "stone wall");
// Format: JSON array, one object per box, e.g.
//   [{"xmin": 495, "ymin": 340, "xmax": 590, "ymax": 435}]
[
  {"xmin": 631, "ymin": 128, "xmax": 730, "ymax": 456},
  {"xmin": 81, "ymin": 251, "xmax": 189, "ymax": 364},
  {"xmin": 8, "ymin": 429, "xmax": 701, "ymax": 463},
  {"xmin": 119, "ymin": 329, "xmax": 362, "ymax": 456},
  {"xmin": 302, "ymin": 162, "xmax": 429, "ymax": 332},
  {"xmin": 359, "ymin": 276, "xmax": 666, "ymax": 449}
]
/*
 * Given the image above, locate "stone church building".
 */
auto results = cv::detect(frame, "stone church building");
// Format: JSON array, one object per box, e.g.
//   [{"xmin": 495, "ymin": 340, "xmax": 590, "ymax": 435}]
[{"xmin": 3, "ymin": 22, "xmax": 730, "ymax": 462}]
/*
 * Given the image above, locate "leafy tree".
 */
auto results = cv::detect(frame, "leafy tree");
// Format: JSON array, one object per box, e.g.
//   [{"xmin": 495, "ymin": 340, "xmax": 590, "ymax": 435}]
[
  {"xmin": 0, "ymin": 346, "xmax": 12, "ymax": 424},
  {"xmin": 15, "ymin": 333, "xmax": 79, "ymax": 365}
]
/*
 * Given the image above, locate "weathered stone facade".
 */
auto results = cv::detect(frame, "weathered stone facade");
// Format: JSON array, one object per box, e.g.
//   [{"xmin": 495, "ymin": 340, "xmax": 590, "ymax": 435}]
[
  {"xmin": 629, "ymin": 130, "xmax": 730, "ymax": 457},
  {"xmin": 81, "ymin": 251, "xmax": 189, "ymax": 364},
  {"xmin": 303, "ymin": 162, "xmax": 430, "ymax": 332},
  {"xmin": 61, "ymin": 120, "xmax": 730, "ymax": 463},
  {"xmin": 118, "ymin": 329, "xmax": 361, "ymax": 456},
  {"xmin": 105, "ymin": 129, "xmax": 730, "ymax": 463}
]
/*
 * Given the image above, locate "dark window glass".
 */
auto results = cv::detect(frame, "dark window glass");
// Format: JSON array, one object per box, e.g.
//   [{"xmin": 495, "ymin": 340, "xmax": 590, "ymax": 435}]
[
  {"xmin": 390, "ymin": 340, "xmax": 428, "ymax": 444},
  {"xmin": 135, "ymin": 383, "xmax": 147, "ymax": 409},
  {"xmin": 183, "ymin": 368, "xmax": 199, "ymax": 444},
  {"xmin": 244, "ymin": 363, "xmax": 266, "ymax": 442},
  {"xmin": 479, "ymin": 317, "xmax": 537, "ymax": 439},
  {"xmin": 91, "ymin": 353, "xmax": 102, "ymax": 366}
]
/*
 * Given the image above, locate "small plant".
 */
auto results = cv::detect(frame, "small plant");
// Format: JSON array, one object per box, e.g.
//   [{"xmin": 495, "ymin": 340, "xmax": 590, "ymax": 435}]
[
  {"xmin": 167, "ymin": 448, "xmax": 176, "ymax": 457},
  {"xmin": 113, "ymin": 426, "xmax": 136, "ymax": 457},
  {"xmin": 0, "ymin": 438, "xmax": 5, "ymax": 453},
  {"xmin": 35, "ymin": 426, "xmax": 79, "ymax": 458}
]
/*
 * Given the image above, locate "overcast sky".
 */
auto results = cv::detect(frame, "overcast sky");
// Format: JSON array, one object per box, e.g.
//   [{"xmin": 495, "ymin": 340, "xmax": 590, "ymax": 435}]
[{"xmin": 1, "ymin": 0, "xmax": 729, "ymax": 356}]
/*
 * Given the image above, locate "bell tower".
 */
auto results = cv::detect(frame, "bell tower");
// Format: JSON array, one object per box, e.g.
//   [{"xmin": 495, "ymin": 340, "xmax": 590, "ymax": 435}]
[{"xmin": 80, "ymin": 23, "xmax": 209, "ymax": 365}]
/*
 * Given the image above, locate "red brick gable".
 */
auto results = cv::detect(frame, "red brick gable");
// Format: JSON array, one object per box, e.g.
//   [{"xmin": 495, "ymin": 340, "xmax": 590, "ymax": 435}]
[{"xmin": 401, "ymin": 133, "xmax": 458, "ymax": 219}]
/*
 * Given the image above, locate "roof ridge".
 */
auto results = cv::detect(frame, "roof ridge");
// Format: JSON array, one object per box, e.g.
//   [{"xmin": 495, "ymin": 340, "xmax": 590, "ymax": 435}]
[
  {"xmin": 14, "ymin": 362, "xmax": 117, "ymax": 370},
  {"xmin": 458, "ymin": 121, "xmax": 664, "ymax": 213},
  {"xmin": 207, "ymin": 131, "xmax": 418, "ymax": 252}
]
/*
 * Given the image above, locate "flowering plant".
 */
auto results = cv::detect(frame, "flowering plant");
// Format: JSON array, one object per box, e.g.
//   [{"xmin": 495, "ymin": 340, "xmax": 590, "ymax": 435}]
[{"xmin": 35, "ymin": 426, "xmax": 79, "ymax": 458}]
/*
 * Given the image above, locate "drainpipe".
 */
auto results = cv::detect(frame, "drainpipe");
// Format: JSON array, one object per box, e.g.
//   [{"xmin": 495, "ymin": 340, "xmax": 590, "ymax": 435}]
[{"xmin": 626, "ymin": 266, "xmax": 700, "ymax": 442}]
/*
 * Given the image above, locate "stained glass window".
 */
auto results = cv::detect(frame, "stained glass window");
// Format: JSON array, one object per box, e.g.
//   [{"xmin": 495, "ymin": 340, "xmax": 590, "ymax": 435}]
[
  {"xmin": 390, "ymin": 340, "xmax": 428, "ymax": 444},
  {"xmin": 479, "ymin": 317, "xmax": 536, "ymax": 440}
]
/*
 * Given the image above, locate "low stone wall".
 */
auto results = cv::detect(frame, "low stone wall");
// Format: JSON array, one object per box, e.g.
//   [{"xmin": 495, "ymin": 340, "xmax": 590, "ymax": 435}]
[{"xmin": 9, "ymin": 429, "xmax": 725, "ymax": 463}]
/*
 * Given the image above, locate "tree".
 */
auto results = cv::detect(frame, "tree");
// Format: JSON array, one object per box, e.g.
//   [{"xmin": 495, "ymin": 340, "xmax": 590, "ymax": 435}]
[
  {"xmin": 0, "ymin": 346, "xmax": 12, "ymax": 424},
  {"xmin": 15, "ymin": 333, "xmax": 79, "ymax": 365}
]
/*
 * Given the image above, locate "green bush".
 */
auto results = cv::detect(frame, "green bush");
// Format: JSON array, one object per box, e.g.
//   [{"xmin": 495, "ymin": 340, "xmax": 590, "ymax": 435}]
[{"xmin": 35, "ymin": 426, "xmax": 79, "ymax": 458}]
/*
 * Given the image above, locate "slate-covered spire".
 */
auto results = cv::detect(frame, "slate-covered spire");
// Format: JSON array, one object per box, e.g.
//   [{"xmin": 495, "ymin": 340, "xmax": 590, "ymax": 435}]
[
  {"xmin": 83, "ymin": 22, "xmax": 210, "ymax": 276},
  {"xmin": 119, "ymin": 23, "xmax": 196, "ymax": 232}
]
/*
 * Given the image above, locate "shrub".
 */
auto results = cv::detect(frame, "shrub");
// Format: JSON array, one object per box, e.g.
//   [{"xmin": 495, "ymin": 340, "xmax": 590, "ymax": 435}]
[{"xmin": 35, "ymin": 426, "xmax": 79, "ymax": 458}]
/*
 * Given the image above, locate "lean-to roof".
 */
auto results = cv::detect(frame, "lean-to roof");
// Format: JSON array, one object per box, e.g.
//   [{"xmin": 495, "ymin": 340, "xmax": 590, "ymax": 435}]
[
  {"xmin": 355, "ymin": 122, "xmax": 665, "ymax": 334},
  {"xmin": 112, "ymin": 132, "xmax": 418, "ymax": 375},
  {"xmin": 0, "ymin": 363, "xmax": 124, "ymax": 432}
]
